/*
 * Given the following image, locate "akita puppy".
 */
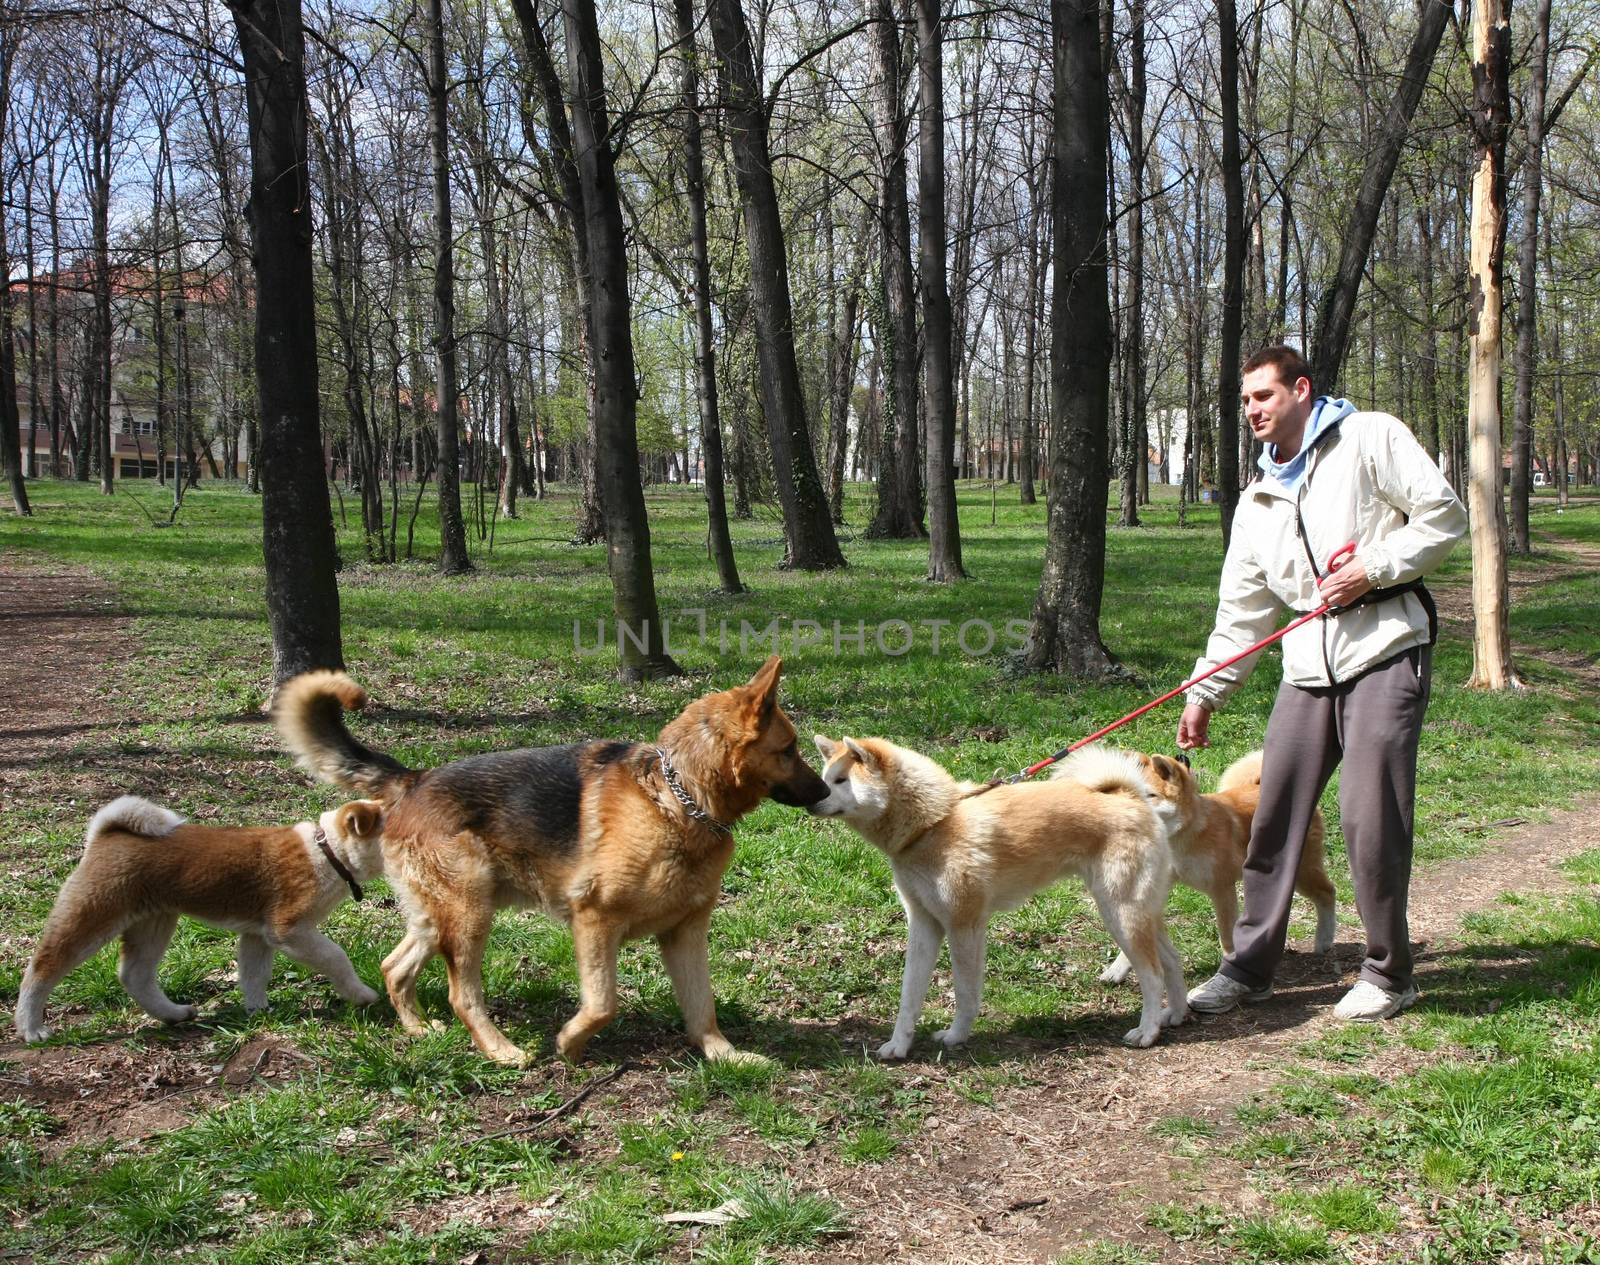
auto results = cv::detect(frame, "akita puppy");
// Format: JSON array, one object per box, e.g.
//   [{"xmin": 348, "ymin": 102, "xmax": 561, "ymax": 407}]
[
  {"xmin": 275, "ymin": 657, "xmax": 827, "ymax": 1066},
  {"xmin": 16, "ymin": 796, "xmax": 386, "ymax": 1043},
  {"xmin": 1098, "ymin": 750, "xmax": 1336, "ymax": 985},
  {"xmin": 810, "ymin": 737, "xmax": 1188, "ymax": 1052}
]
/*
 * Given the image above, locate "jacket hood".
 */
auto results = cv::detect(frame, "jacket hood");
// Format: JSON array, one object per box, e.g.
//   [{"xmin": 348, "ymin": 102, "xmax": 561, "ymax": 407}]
[{"xmin": 1258, "ymin": 396, "xmax": 1356, "ymax": 491}]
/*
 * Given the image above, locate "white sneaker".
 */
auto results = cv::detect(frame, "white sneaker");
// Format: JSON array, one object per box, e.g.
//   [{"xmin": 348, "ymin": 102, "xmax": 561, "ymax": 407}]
[
  {"xmin": 1186, "ymin": 972, "xmax": 1273, "ymax": 1014},
  {"xmin": 1334, "ymin": 979, "xmax": 1419, "ymax": 1022}
]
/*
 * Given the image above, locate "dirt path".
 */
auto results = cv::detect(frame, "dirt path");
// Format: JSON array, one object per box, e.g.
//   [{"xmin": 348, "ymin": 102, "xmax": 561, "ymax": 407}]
[
  {"xmin": 1, "ymin": 546, "xmax": 1597, "ymax": 1264},
  {"xmin": 795, "ymin": 525, "xmax": 1600, "ymax": 1263},
  {"xmin": 0, "ymin": 552, "xmax": 137, "ymax": 808}
]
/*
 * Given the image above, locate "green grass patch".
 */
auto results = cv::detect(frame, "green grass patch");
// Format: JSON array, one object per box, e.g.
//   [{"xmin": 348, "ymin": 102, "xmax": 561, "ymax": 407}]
[{"xmin": 2, "ymin": 482, "xmax": 1597, "ymax": 1261}]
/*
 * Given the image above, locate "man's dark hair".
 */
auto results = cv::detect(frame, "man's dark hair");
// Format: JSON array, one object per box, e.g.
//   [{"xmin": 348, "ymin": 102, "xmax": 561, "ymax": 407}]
[{"xmin": 1242, "ymin": 344, "xmax": 1315, "ymax": 396}]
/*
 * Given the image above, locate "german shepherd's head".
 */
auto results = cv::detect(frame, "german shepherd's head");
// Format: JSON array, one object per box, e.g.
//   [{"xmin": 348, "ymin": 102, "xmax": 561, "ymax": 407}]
[{"xmin": 660, "ymin": 656, "xmax": 828, "ymax": 811}]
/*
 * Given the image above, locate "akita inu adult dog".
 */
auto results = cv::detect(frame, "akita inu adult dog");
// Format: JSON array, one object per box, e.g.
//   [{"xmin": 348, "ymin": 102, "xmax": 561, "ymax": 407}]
[
  {"xmin": 274, "ymin": 657, "xmax": 827, "ymax": 1066},
  {"xmin": 810, "ymin": 737, "xmax": 1188, "ymax": 1052},
  {"xmin": 16, "ymin": 796, "xmax": 386, "ymax": 1043},
  {"xmin": 1097, "ymin": 750, "xmax": 1335, "ymax": 985}
]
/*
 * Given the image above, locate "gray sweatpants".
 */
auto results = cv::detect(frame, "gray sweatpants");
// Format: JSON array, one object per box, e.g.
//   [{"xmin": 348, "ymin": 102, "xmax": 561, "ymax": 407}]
[{"xmin": 1219, "ymin": 644, "xmax": 1431, "ymax": 993}]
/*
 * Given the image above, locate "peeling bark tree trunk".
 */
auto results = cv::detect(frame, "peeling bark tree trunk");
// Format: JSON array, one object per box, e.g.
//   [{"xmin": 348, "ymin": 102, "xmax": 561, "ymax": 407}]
[
  {"xmin": 1465, "ymin": 0, "xmax": 1518, "ymax": 690},
  {"xmin": 228, "ymin": 0, "xmax": 344, "ymax": 686},
  {"xmin": 708, "ymin": 0, "xmax": 846, "ymax": 569},
  {"xmin": 1024, "ymin": 0, "xmax": 1118, "ymax": 677},
  {"xmin": 1509, "ymin": 0, "xmax": 1551, "ymax": 555}
]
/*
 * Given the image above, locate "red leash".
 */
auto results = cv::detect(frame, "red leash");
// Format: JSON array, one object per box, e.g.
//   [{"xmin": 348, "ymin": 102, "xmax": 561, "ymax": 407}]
[{"xmin": 988, "ymin": 542, "xmax": 1357, "ymax": 790}]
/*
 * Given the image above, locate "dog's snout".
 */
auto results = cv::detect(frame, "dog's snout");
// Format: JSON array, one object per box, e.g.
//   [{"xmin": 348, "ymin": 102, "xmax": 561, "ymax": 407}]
[{"xmin": 771, "ymin": 760, "xmax": 829, "ymax": 808}]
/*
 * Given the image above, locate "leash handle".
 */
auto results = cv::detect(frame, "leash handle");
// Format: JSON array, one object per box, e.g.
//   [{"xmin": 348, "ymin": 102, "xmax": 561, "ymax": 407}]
[{"xmin": 1009, "ymin": 541, "xmax": 1356, "ymax": 782}]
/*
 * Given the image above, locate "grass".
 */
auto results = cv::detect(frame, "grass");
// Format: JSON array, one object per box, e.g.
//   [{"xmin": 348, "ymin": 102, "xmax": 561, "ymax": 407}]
[{"xmin": 1, "ymin": 477, "xmax": 1597, "ymax": 1260}]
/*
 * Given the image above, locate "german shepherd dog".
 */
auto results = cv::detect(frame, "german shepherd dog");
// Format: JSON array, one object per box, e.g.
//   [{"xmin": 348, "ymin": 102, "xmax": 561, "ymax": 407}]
[
  {"xmin": 810, "ymin": 737, "xmax": 1188, "ymax": 1052},
  {"xmin": 1099, "ymin": 751, "xmax": 1336, "ymax": 985},
  {"xmin": 274, "ymin": 657, "xmax": 826, "ymax": 1065}
]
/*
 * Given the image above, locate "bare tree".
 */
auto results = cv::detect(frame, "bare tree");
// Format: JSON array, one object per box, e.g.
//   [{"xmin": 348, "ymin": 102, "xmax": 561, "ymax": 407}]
[
  {"xmin": 707, "ymin": 0, "xmax": 846, "ymax": 569},
  {"xmin": 866, "ymin": 0, "xmax": 924, "ymax": 539},
  {"xmin": 1024, "ymin": 0, "xmax": 1118, "ymax": 677},
  {"xmin": 917, "ymin": 0, "xmax": 965, "ymax": 580},
  {"xmin": 228, "ymin": 0, "xmax": 345, "ymax": 685},
  {"xmin": 1464, "ymin": 0, "xmax": 1518, "ymax": 690},
  {"xmin": 672, "ymin": 0, "xmax": 742, "ymax": 593},
  {"xmin": 426, "ymin": 0, "xmax": 471, "ymax": 574},
  {"xmin": 562, "ymin": 0, "xmax": 680, "ymax": 676},
  {"xmin": 1308, "ymin": 0, "xmax": 1454, "ymax": 391},
  {"xmin": 1509, "ymin": 0, "xmax": 1552, "ymax": 555}
]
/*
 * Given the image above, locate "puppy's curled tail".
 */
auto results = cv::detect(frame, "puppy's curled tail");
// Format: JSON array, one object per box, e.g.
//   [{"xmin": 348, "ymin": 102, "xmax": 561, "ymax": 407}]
[
  {"xmin": 273, "ymin": 670, "xmax": 413, "ymax": 798},
  {"xmin": 1048, "ymin": 744, "xmax": 1153, "ymax": 801},
  {"xmin": 86, "ymin": 796, "xmax": 185, "ymax": 847},
  {"xmin": 1217, "ymin": 750, "xmax": 1265, "ymax": 794}
]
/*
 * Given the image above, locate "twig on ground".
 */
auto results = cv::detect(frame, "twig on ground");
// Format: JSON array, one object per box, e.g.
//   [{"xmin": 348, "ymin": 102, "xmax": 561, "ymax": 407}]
[{"xmin": 468, "ymin": 1061, "xmax": 636, "ymax": 1145}]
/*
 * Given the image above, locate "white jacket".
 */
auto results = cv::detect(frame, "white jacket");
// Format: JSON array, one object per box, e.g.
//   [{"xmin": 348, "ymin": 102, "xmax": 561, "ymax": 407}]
[{"xmin": 1187, "ymin": 411, "xmax": 1467, "ymax": 709}]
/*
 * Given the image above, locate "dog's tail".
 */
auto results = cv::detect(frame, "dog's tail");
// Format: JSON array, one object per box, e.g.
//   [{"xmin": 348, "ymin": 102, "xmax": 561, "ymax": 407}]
[
  {"xmin": 1048, "ymin": 745, "xmax": 1153, "ymax": 800},
  {"xmin": 86, "ymin": 796, "xmax": 185, "ymax": 847},
  {"xmin": 1217, "ymin": 750, "xmax": 1265, "ymax": 793},
  {"xmin": 273, "ymin": 670, "xmax": 414, "ymax": 798}
]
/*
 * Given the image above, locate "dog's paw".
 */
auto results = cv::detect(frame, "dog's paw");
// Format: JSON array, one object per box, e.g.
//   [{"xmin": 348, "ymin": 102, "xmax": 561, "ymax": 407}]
[
  {"xmin": 714, "ymin": 1049, "xmax": 774, "ymax": 1069},
  {"xmin": 347, "ymin": 984, "xmax": 381, "ymax": 1007},
  {"xmin": 486, "ymin": 1044, "xmax": 533, "ymax": 1068},
  {"xmin": 1161, "ymin": 1004, "xmax": 1191, "ymax": 1029},
  {"xmin": 1122, "ymin": 1024, "xmax": 1161, "ymax": 1048},
  {"xmin": 875, "ymin": 1038, "xmax": 911, "ymax": 1061},
  {"xmin": 161, "ymin": 1005, "xmax": 199, "ymax": 1026},
  {"xmin": 1098, "ymin": 959, "xmax": 1133, "ymax": 986},
  {"xmin": 15, "ymin": 1023, "xmax": 51, "ymax": 1044},
  {"xmin": 932, "ymin": 1028, "xmax": 968, "ymax": 1048}
]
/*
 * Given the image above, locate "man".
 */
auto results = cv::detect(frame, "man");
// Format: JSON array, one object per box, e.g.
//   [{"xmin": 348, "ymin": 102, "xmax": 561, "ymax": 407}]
[{"xmin": 1179, "ymin": 345, "xmax": 1466, "ymax": 1021}]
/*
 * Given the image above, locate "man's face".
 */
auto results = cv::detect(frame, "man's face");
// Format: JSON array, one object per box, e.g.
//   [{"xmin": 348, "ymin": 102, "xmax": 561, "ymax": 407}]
[{"xmin": 1241, "ymin": 366, "xmax": 1313, "ymax": 453}]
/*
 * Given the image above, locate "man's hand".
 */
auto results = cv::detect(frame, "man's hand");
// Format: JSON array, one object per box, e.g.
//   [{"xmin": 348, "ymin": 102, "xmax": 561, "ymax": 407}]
[
  {"xmin": 1318, "ymin": 550, "xmax": 1376, "ymax": 609},
  {"xmin": 1177, "ymin": 703, "xmax": 1212, "ymax": 750}
]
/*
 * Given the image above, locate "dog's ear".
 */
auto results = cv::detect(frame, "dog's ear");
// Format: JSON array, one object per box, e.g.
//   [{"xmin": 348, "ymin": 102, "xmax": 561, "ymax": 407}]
[
  {"xmin": 814, "ymin": 734, "xmax": 838, "ymax": 760},
  {"xmin": 341, "ymin": 800, "xmax": 383, "ymax": 838},
  {"xmin": 742, "ymin": 655, "xmax": 783, "ymax": 729},
  {"xmin": 842, "ymin": 738, "xmax": 876, "ymax": 769}
]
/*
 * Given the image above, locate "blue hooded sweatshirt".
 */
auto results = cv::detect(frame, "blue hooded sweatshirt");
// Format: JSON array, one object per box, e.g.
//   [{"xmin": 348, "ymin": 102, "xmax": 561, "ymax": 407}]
[{"xmin": 1258, "ymin": 396, "xmax": 1356, "ymax": 493}]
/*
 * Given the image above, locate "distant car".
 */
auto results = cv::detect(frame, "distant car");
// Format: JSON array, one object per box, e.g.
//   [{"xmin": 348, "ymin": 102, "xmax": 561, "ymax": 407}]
[{"xmin": 1534, "ymin": 471, "xmax": 1549, "ymax": 488}]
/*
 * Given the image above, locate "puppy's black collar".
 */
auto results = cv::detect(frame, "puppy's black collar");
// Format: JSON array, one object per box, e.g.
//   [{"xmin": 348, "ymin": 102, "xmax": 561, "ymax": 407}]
[
  {"xmin": 314, "ymin": 826, "xmax": 364, "ymax": 902},
  {"xmin": 655, "ymin": 748, "xmax": 733, "ymax": 835}
]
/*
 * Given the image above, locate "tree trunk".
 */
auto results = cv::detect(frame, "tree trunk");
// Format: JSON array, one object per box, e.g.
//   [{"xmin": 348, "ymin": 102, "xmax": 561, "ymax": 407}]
[
  {"xmin": 228, "ymin": 0, "xmax": 344, "ymax": 686},
  {"xmin": 867, "ymin": 0, "xmax": 925, "ymax": 539},
  {"xmin": 426, "ymin": 0, "xmax": 472, "ymax": 574},
  {"xmin": 672, "ymin": 0, "xmax": 742, "ymax": 593},
  {"xmin": 0, "ymin": 22, "xmax": 28, "ymax": 513},
  {"xmin": 1509, "ymin": 0, "xmax": 1551, "ymax": 555},
  {"xmin": 827, "ymin": 209, "xmax": 869, "ymax": 526},
  {"xmin": 1465, "ymin": 0, "xmax": 1518, "ymax": 690},
  {"xmin": 707, "ymin": 0, "xmax": 846, "ymax": 569},
  {"xmin": 1216, "ymin": 0, "xmax": 1243, "ymax": 546},
  {"xmin": 1112, "ymin": 0, "xmax": 1146, "ymax": 527},
  {"xmin": 1024, "ymin": 0, "xmax": 1118, "ymax": 677},
  {"xmin": 563, "ymin": 0, "xmax": 681, "ymax": 676},
  {"xmin": 917, "ymin": 0, "xmax": 965, "ymax": 579},
  {"xmin": 1309, "ymin": 0, "xmax": 1453, "ymax": 390}
]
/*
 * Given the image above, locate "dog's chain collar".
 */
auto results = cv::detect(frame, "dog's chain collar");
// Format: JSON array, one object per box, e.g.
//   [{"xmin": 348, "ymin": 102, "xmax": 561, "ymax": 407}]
[
  {"xmin": 314, "ymin": 826, "xmax": 365, "ymax": 902},
  {"xmin": 655, "ymin": 748, "xmax": 733, "ymax": 835}
]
